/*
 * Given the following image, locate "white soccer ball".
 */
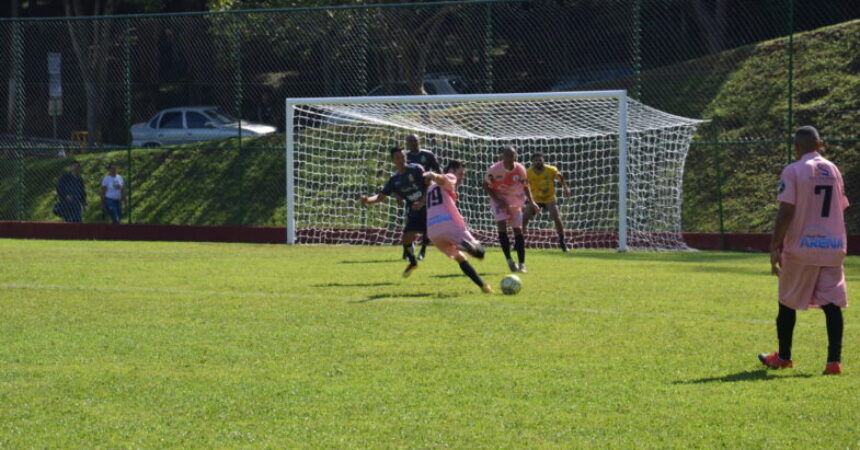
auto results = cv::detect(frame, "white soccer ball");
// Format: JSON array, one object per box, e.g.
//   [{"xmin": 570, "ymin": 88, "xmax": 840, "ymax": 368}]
[{"xmin": 500, "ymin": 274, "xmax": 522, "ymax": 295}]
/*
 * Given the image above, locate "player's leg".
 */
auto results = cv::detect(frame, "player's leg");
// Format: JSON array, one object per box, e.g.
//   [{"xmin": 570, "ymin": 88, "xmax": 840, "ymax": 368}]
[
  {"xmin": 401, "ymin": 230, "xmax": 420, "ymax": 277},
  {"xmin": 453, "ymin": 251, "xmax": 492, "ymax": 293},
  {"xmin": 522, "ymin": 202, "xmax": 539, "ymax": 230},
  {"xmin": 458, "ymin": 230, "xmax": 485, "ymax": 260},
  {"xmin": 496, "ymin": 220, "xmax": 516, "ymax": 272},
  {"xmin": 815, "ymin": 265, "xmax": 847, "ymax": 374},
  {"xmin": 546, "ymin": 202, "xmax": 568, "ymax": 252},
  {"xmin": 822, "ymin": 304, "xmax": 843, "ymax": 371},
  {"xmin": 510, "ymin": 206, "xmax": 526, "ymax": 273},
  {"xmin": 760, "ymin": 261, "xmax": 816, "ymax": 369},
  {"xmin": 418, "ymin": 235, "xmax": 429, "ymax": 261}
]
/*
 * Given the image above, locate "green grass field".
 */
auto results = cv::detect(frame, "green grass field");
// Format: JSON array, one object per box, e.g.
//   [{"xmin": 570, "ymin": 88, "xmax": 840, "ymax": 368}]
[{"xmin": 1, "ymin": 239, "xmax": 858, "ymax": 448}]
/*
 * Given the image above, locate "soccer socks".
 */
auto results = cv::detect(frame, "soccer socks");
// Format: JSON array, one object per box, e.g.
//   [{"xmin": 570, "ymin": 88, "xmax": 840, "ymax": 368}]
[
  {"xmin": 499, "ymin": 232, "xmax": 512, "ymax": 260},
  {"xmin": 776, "ymin": 303, "xmax": 796, "ymax": 361},
  {"xmin": 822, "ymin": 304, "xmax": 843, "ymax": 363},
  {"xmin": 459, "ymin": 260, "xmax": 485, "ymax": 288},
  {"xmin": 558, "ymin": 233, "xmax": 568, "ymax": 251},
  {"xmin": 514, "ymin": 233, "xmax": 525, "ymax": 264},
  {"xmin": 404, "ymin": 244, "xmax": 417, "ymax": 266}
]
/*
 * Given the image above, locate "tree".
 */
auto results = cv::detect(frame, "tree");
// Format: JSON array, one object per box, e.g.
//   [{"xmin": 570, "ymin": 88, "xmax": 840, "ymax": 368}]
[{"xmin": 62, "ymin": 0, "xmax": 120, "ymax": 146}]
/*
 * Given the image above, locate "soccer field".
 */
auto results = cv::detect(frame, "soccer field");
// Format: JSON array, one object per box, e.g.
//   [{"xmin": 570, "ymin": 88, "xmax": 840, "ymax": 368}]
[{"xmin": 1, "ymin": 239, "xmax": 857, "ymax": 448}]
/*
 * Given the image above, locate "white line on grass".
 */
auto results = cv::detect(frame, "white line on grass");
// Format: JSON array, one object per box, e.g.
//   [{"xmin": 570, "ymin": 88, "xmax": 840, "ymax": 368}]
[{"xmin": 3, "ymin": 282, "xmax": 853, "ymax": 329}]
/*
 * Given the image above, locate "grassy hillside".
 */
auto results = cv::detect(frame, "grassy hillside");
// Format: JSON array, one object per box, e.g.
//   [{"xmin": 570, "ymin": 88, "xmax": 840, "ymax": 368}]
[{"xmin": 1, "ymin": 19, "xmax": 857, "ymax": 233}]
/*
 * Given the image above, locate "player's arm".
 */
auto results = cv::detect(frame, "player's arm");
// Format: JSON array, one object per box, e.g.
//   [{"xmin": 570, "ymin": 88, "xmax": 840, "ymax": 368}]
[
  {"xmin": 769, "ymin": 201, "xmax": 795, "ymax": 276},
  {"xmin": 555, "ymin": 172, "xmax": 572, "ymax": 196},
  {"xmin": 523, "ymin": 181, "xmax": 539, "ymax": 211},
  {"xmin": 360, "ymin": 192, "xmax": 388, "ymax": 205},
  {"xmin": 483, "ymin": 175, "xmax": 507, "ymax": 207}
]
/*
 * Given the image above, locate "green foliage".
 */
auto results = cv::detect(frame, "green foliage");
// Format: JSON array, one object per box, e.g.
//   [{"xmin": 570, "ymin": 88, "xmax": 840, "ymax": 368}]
[{"xmin": 1, "ymin": 240, "xmax": 858, "ymax": 447}]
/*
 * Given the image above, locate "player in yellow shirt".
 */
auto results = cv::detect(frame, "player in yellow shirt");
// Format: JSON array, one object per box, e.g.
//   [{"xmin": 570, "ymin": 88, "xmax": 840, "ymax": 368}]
[{"xmin": 523, "ymin": 152, "xmax": 572, "ymax": 252}]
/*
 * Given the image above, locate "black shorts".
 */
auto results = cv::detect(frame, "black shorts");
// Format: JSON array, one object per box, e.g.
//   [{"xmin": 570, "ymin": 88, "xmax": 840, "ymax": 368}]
[{"xmin": 404, "ymin": 210, "xmax": 427, "ymax": 233}]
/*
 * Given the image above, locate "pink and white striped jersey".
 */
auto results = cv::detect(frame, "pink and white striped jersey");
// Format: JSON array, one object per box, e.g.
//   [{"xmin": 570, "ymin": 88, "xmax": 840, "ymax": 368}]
[{"xmin": 777, "ymin": 151, "xmax": 849, "ymax": 266}]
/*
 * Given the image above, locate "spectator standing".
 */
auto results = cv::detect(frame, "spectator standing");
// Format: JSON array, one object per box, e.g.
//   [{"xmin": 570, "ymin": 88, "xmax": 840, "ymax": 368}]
[
  {"xmin": 100, "ymin": 163, "xmax": 125, "ymax": 224},
  {"xmin": 55, "ymin": 160, "xmax": 86, "ymax": 223}
]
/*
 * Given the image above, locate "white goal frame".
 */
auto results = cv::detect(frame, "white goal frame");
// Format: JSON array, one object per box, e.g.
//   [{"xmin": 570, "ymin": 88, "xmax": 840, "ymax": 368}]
[{"xmin": 285, "ymin": 90, "xmax": 632, "ymax": 250}]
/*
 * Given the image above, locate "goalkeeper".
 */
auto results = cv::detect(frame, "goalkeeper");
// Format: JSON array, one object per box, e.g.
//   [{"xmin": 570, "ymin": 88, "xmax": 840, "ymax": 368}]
[
  {"xmin": 360, "ymin": 147, "xmax": 428, "ymax": 278},
  {"xmin": 523, "ymin": 152, "xmax": 572, "ymax": 252}
]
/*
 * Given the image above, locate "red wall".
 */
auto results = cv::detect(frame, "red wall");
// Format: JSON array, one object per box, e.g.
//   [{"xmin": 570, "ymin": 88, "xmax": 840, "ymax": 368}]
[{"xmin": 0, "ymin": 222, "xmax": 857, "ymax": 254}]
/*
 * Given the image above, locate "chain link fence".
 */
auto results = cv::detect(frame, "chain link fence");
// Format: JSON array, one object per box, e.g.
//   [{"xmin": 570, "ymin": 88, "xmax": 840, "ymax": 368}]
[{"xmin": 0, "ymin": 0, "xmax": 857, "ymax": 237}]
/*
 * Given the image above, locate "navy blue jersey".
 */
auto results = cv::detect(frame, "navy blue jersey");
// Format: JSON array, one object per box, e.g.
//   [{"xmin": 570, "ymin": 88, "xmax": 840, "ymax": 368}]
[
  {"xmin": 381, "ymin": 163, "xmax": 427, "ymax": 213},
  {"xmin": 406, "ymin": 150, "xmax": 441, "ymax": 173}
]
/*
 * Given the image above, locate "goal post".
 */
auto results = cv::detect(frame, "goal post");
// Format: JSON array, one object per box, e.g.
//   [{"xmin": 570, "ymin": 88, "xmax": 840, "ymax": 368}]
[{"xmin": 285, "ymin": 90, "xmax": 703, "ymax": 251}]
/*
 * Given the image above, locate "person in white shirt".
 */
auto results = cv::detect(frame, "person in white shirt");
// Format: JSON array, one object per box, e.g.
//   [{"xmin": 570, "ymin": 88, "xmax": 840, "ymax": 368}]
[{"xmin": 100, "ymin": 163, "xmax": 125, "ymax": 224}]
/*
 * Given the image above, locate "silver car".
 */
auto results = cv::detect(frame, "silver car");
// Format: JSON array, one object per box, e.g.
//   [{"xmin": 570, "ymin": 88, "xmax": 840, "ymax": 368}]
[{"xmin": 131, "ymin": 106, "xmax": 277, "ymax": 147}]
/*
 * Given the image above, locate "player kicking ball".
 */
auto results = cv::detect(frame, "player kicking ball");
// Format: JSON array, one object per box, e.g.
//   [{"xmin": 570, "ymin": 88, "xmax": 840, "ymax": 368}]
[
  {"xmin": 424, "ymin": 160, "xmax": 493, "ymax": 293},
  {"xmin": 483, "ymin": 146, "xmax": 539, "ymax": 273},
  {"xmin": 360, "ymin": 147, "xmax": 428, "ymax": 278}
]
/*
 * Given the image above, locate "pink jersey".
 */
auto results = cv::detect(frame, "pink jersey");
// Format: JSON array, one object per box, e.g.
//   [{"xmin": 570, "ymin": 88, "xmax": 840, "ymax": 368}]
[
  {"xmin": 777, "ymin": 152, "xmax": 849, "ymax": 266},
  {"xmin": 426, "ymin": 173, "xmax": 467, "ymax": 237},
  {"xmin": 486, "ymin": 161, "xmax": 527, "ymax": 201}
]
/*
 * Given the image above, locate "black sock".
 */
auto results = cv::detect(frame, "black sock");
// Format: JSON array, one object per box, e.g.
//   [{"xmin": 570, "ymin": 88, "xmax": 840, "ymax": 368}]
[
  {"xmin": 558, "ymin": 233, "xmax": 567, "ymax": 249},
  {"xmin": 459, "ymin": 260, "xmax": 485, "ymax": 287},
  {"xmin": 776, "ymin": 303, "xmax": 796, "ymax": 361},
  {"xmin": 514, "ymin": 233, "xmax": 525, "ymax": 264},
  {"xmin": 499, "ymin": 233, "xmax": 512, "ymax": 260},
  {"xmin": 419, "ymin": 238, "xmax": 428, "ymax": 255},
  {"xmin": 822, "ymin": 303, "xmax": 843, "ymax": 362},
  {"xmin": 404, "ymin": 244, "xmax": 417, "ymax": 265}
]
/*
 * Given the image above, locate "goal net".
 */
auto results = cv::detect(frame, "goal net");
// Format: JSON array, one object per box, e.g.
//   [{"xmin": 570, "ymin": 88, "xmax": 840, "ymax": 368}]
[{"xmin": 286, "ymin": 91, "xmax": 704, "ymax": 251}]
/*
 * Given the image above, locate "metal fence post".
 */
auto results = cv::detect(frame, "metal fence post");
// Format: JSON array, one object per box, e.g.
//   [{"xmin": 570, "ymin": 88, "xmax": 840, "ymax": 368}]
[
  {"xmin": 632, "ymin": 0, "xmax": 642, "ymax": 101},
  {"xmin": 232, "ymin": 16, "xmax": 243, "ymax": 151},
  {"xmin": 356, "ymin": 8, "xmax": 368, "ymax": 96},
  {"xmin": 123, "ymin": 18, "xmax": 133, "ymax": 224},
  {"xmin": 482, "ymin": 2, "xmax": 494, "ymax": 94},
  {"xmin": 711, "ymin": 126, "xmax": 725, "ymax": 250},
  {"xmin": 13, "ymin": 20, "xmax": 25, "ymax": 221}
]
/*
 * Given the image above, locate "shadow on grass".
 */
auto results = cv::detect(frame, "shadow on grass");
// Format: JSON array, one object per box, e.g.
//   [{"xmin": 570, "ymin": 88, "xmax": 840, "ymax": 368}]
[
  {"xmin": 338, "ymin": 259, "xmax": 396, "ymax": 264},
  {"xmin": 313, "ymin": 282, "xmax": 396, "ymax": 288},
  {"xmin": 431, "ymin": 273, "xmax": 501, "ymax": 279},
  {"xmin": 673, "ymin": 369, "xmax": 814, "ymax": 384},
  {"xmin": 351, "ymin": 292, "xmax": 458, "ymax": 303}
]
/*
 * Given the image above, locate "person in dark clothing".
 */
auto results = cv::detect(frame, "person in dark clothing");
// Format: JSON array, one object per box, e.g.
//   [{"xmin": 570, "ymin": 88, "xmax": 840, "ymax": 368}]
[{"xmin": 56, "ymin": 160, "xmax": 87, "ymax": 223}]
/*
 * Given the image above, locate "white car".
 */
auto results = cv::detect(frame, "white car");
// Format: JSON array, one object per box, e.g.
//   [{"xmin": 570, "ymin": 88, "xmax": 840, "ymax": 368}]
[
  {"xmin": 131, "ymin": 106, "xmax": 277, "ymax": 147},
  {"xmin": 367, "ymin": 73, "xmax": 475, "ymax": 96}
]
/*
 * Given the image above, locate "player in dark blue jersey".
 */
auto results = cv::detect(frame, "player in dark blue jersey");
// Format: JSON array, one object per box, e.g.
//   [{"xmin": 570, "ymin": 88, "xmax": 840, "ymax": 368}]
[
  {"xmin": 404, "ymin": 134, "xmax": 441, "ymax": 260},
  {"xmin": 360, "ymin": 146, "xmax": 428, "ymax": 277}
]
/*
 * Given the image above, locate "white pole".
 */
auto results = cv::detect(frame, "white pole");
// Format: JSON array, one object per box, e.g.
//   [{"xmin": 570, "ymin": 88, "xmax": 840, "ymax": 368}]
[
  {"xmin": 285, "ymin": 100, "xmax": 296, "ymax": 244},
  {"xmin": 617, "ymin": 91, "xmax": 628, "ymax": 252}
]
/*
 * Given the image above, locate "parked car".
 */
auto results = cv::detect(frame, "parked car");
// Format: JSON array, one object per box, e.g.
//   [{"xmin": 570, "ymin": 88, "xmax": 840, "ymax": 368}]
[
  {"xmin": 550, "ymin": 63, "xmax": 633, "ymax": 91},
  {"xmin": 367, "ymin": 73, "xmax": 475, "ymax": 96},
  {"xmin": 131, "ymin": 106, "xmax": 277, "ymax": 147}
]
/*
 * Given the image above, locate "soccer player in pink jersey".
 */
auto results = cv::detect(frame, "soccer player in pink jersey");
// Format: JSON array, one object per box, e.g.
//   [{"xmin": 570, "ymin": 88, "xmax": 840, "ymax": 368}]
[
  {"xmin": 424, "ymin": 160, "xmax": 493, "ymax": 293},
  {"xmin": 483, "ymin": 146, "xmax": 539, "ymax": 273},
  {"xmin": 759, "ymin": 126, "xmax": 849, "ymax": 375}
]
